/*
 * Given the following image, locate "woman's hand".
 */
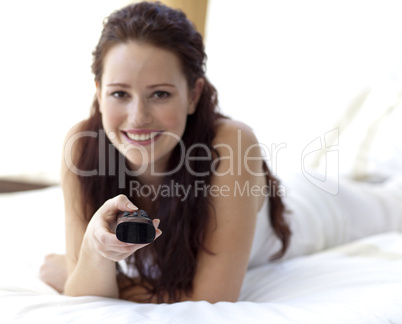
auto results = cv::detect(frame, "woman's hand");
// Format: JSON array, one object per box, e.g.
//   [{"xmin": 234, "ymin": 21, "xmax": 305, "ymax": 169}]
[
  {"xmin": 83, "ymin": 194, "xmax": 162, "ymax": 262},
  {"xmin": 40, "ymin": 253, "xmax": 67, "ymax": 293},
  {"xmin": 64, "ymin": 194, "xmax": 161, "ymax": 298}
]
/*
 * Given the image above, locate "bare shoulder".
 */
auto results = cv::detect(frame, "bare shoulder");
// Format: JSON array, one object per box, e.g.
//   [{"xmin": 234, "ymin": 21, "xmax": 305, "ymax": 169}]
[
  {"xmin": 65, "ymin": 120, "xmax": 86, "ymax": 138},
  {"xmin": 60, "ymin": 121, "xmax": 88, "ymax": 222},
  {"xmin": 61, "ymin": 120, "xmax": 87, "ymax": 181},
  {"xmin": 62, "ymin": 120, "xmax": 87, "ymax": 156},
  {"xmin": 213, "ymin": 118, "xmax": 259, "ymax": 148},
  {"xmin": 212, "ymin": 118, "xmax": 264, "ymax": 175}
]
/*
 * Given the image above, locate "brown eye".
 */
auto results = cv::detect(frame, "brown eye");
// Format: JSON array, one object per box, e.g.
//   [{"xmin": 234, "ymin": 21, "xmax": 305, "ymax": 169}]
[
  {"xmin": 112, "ymin": 91, "xmax": 128, "ymax": 99},
  {"xmin": 153, "ymin": 91, "xmax": 170, "ymax": 100}
]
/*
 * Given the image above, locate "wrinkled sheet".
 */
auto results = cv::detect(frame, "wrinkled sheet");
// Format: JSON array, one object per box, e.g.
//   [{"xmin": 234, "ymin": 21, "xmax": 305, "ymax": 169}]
[{"xmin": 1, "ymin": 187, "xmax": 401, "ymax": 323}]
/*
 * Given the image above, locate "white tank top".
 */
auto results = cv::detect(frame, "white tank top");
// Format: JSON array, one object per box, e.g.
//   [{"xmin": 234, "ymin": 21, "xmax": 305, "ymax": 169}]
[{"xmin": 247, "ymin": 197, "xmax": 284, "ymax": 269}]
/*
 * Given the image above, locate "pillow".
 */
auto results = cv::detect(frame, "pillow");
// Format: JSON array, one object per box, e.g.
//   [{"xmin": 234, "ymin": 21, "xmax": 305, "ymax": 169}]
[{"xmin": 311, "ymin": 82, "xmax": 402, "ymax": 182}]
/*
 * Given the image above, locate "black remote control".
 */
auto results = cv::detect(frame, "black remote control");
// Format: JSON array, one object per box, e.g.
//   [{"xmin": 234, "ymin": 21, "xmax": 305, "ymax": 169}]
[{"xmin": 116, "ymin": 210, "xmax": 156, "ymax": 244}]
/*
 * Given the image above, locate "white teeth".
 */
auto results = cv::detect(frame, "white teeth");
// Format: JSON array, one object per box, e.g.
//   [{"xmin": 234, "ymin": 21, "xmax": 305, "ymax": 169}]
[{"xmin": 126, "ymin": 132, "xmax": 159, "ymax": 141}]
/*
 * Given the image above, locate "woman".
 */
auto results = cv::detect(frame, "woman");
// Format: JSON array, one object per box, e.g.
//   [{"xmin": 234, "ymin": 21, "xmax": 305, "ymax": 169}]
[
  {"xmin": 40, "ymin": 1, "xmax": 402, "ymax": 303},
  {"xmin": 41, "ymin": 1, "xmax": 290, "ymax": 303}
]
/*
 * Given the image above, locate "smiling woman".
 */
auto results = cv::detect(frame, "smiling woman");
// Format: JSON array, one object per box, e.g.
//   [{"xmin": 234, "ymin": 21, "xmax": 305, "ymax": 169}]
[
  {"xmin": 37, "ymin": 1, "xmax": 402, "ymax": 307},
  {"xmin": 42, "ymin": 1, "xmax": 290, "ymax": 303},
  {"xmin": 40, "ymin": 1, "xmax": 289, "ymax": 303},
  {"xmin": 97, "ymin": 41, "xmax": 204, "ymax": 178}
]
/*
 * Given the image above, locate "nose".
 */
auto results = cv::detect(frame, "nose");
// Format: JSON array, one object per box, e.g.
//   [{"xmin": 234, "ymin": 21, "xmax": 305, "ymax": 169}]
[{"xmin": 128, "ymin": 98, "xmax": 152, "ymax": 126}]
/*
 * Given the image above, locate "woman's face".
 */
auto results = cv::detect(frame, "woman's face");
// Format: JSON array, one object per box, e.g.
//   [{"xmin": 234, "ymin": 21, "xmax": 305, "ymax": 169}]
[{"xmin": 97, "ymin": 41, "xmax": 203, "ymax": 176}]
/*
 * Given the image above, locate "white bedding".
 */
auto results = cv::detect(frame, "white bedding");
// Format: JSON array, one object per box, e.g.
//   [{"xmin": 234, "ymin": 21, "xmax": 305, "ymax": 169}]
[{"xmin": 1, "ymin": 187, "xmax": 402, "ymax": 323}]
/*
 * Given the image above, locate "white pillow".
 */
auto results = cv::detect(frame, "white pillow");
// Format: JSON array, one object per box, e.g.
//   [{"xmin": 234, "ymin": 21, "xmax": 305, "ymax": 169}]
[{"xmin": 312, "ymin": 82, "xmax": 402, "ymax": 182}]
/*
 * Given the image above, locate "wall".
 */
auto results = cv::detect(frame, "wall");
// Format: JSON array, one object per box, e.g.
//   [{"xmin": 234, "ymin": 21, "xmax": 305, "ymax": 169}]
[
  {"xmin": 0, "ymin": 0, "xmax": 128, "ymax": 183},
  {"xmin": 204, "ymin": 0, "xmax": 402, "ymax": 177},
  {"xmin": 1, "ymin": 0, "xmax": 402, "ymax": 183}
]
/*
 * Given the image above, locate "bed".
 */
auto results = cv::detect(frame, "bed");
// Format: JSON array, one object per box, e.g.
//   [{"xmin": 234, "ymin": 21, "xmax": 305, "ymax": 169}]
[
  {"xmin": 1, "ymin": 184, "xmax": 402, "ymax": 323},
  {"xmin": 1, "ymin": 83, "xmax": 402, "ymax": 323}
]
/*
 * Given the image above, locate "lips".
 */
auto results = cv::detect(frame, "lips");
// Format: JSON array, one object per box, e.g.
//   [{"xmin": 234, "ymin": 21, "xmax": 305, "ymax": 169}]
[
  {"xmin": 126, "ymin": 132, "xmax": 159, "ymax": 141},
  {"xmin": 122, "ymin": 129, "xmax": 163, "ymax": 145}
]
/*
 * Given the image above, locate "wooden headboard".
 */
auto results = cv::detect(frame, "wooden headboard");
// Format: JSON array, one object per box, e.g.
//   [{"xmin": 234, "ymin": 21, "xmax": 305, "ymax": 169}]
[{"xmin": 0, "ymin": 178, "xmax": 54, "ymax": 193}]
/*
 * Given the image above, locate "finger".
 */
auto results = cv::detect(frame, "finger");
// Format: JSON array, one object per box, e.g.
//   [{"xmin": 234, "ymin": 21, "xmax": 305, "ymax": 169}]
[
  {"xmin": 95, "ymin": 231, "xmax": 140, "ymax": 257},
  {"xmin": 96, "ymin": 229, "xmax": 136, "ymax": 249},
  {"xmin": 155, "ymin": 229, "xmax": 162, "ymax": 239},
  {"xmin": 153, "ymin": 219, "xmax": 160, "ymax": 229},
  {"xmin": 112, "ymin": 194, "xmax": 138, "ymax": 212},
  {"xmin": 152, "ymin": 219, "xmax": 162, "ymax": 239},
  {"xmin": 103, "ymin": 230, "xmax": 163, "ymax": 261},
  {"xmin": 98, "ymin": 194, "xmax": 138, "ymax": 219}
]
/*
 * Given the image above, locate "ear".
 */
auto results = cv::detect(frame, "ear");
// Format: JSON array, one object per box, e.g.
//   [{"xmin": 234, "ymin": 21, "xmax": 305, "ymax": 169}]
[
  {"xmin": 187, "ymin": 78, "xmax": 205, "ymax": 115},
  {"xmin": 95, "ymin": 81, "xmax": 103, "ymax": 113}
]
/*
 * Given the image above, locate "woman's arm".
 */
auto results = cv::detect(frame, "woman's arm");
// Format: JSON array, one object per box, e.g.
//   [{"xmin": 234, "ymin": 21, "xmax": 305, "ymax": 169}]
[
  {"xmin": 121, "ymin": 119, "xmax": 266, "ymax": 303},
  {"xmin": 188, "ymin": 120, "xmax": 266, "ymax": 302},
  {"xmin": 64, "ymin": 193, "xmax": 142, "ymax": 298},
  {"xmin": 62, "ymin": 124, "xmax": 161, "ymax": 298}
]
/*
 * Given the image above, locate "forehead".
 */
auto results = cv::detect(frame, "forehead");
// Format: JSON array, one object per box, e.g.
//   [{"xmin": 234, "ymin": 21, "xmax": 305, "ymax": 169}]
[{"xmin": 101, "ymin": 41, "xmax": 186, "ymax": 85}]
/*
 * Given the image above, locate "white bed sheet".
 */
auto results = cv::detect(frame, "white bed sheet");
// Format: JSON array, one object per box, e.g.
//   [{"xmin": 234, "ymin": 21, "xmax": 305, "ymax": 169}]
[{"xmin": 1, "ymin": 187, "xmax": 402, "ymax": 323}]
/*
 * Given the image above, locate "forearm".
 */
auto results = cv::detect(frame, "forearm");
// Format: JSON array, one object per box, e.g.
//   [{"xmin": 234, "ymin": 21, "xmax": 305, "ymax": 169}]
[{"xmin": 64, "ymin": 248, "xmax": 118, "ymax": 298}]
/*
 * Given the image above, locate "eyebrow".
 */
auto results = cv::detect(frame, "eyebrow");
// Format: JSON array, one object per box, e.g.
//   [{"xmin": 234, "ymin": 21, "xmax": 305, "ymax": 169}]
[
  {"xmin": 147, "ymin": 83, "xmax": 176, "ymax": 89},
  {"xmin": 107, "ymin": 83, "xmax": 131, "ymax": 88},
  {"xmin": 106, "ymin": 83, "xmax": 176, "ymax": 89}
]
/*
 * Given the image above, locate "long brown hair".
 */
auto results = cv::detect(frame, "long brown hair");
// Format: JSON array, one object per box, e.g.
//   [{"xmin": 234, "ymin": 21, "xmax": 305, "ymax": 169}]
[{"xmin": 72, "ymin": 1, "xmax": 291, "ymax": 303}]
